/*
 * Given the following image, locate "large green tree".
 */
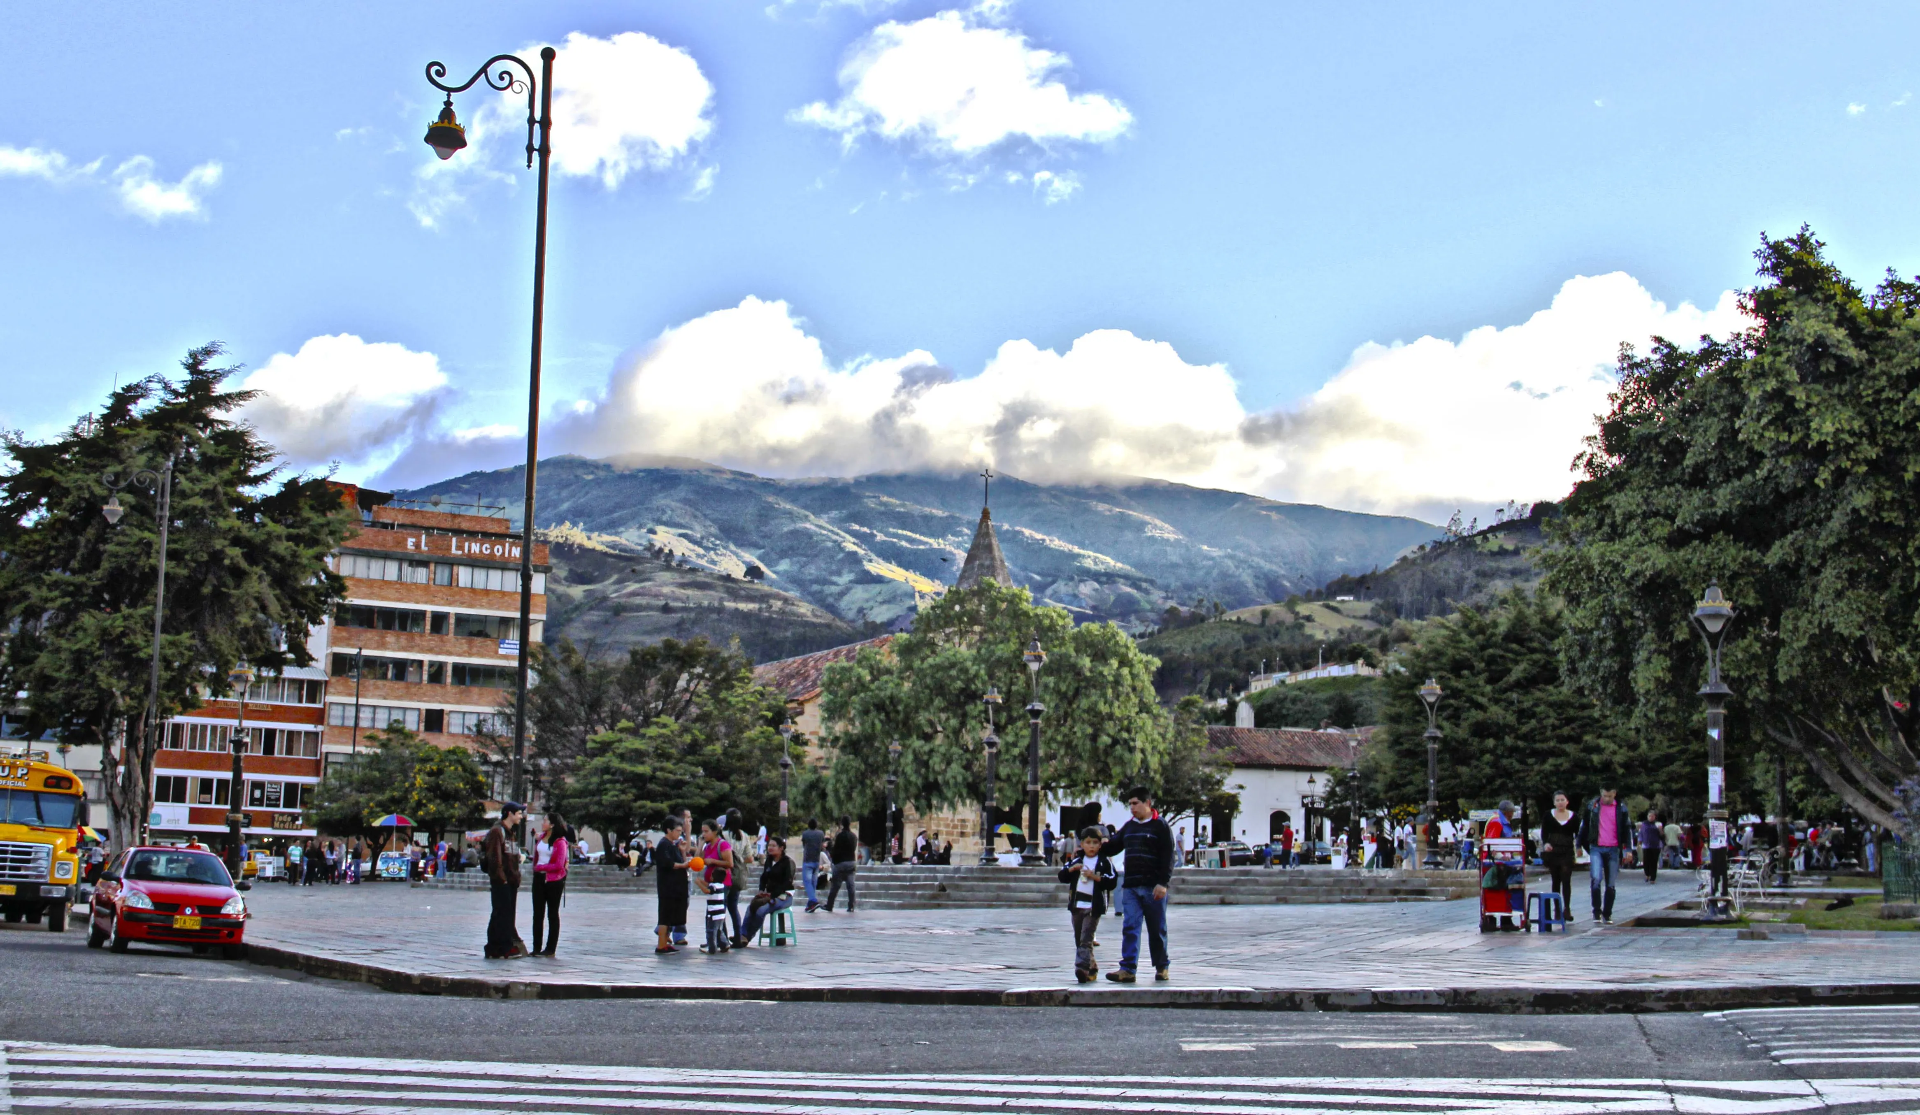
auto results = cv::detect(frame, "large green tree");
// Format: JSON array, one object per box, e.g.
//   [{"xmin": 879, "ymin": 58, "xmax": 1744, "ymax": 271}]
[
  {"xmin": 309, "ymin": 726, "xmax": 487, "ymax": 848},
  {"xmin": 817, "ymin": 581, "xmax": 1168, "ymax": 820},
  {"xmin": 0, "ymin": 345, "xmax": 352, "ymax": 846},
  {"xmin": 1372, "ymin": 591, "xmax": 1617, "ymax": 820},
  {"xmin": 1543, "ymin": 230, "xmax": 1920, "ymax": 829}
]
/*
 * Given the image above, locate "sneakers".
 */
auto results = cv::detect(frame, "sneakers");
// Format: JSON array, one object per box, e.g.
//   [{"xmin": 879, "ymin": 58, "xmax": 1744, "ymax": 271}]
[
  {"xmin": 1074, "ymin": 969, "xmax": 1094, "ymax": 984},
  {"xmin": 1105, "ymin": 969, "xmax": 1137, "ymax": 983},
  {"xmin": 805, "ymin": 903, "xmax": 820, "ymax": 913},
  {"xmin": 1155, "ymin": 968, "xmax": 1170, "ymax": 982}
]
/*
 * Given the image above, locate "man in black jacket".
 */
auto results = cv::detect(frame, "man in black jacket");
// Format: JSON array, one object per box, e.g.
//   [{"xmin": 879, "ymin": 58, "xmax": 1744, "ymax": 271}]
[
  {"xmin": 736, "ymin": 837, "xmax": 796, "ymax": 946},
  {"xmin": 1101, "ymin": 787, "xmax": 1174, "ymax": 982},
  {"xmin": 824, "ymin": 817, "xmax": 858, "ymax": 912}
]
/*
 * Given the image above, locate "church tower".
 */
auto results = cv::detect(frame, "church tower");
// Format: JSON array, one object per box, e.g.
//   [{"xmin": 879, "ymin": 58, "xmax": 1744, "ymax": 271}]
[{"xmin": 954, "ymin": 467, "xmax": 1015, "ymax": 590}]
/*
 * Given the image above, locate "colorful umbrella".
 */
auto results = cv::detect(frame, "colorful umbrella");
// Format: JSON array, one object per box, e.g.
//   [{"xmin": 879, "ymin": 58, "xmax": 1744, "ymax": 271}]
[
  {"xmin": 994, "ymin": 823, "xmax": 1024, "ymax": 835},
  {"xmin": 372, "ymin": 814, "xmax": 414, "ymax": 827},
  {"xmin": 78, "ymin": 826, "xmax": 103, "ymax": 842}
]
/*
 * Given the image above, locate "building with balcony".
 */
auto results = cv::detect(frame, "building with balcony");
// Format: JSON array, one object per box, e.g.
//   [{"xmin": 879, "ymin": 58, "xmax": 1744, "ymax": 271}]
[{"xmin": 149, "ymin": 670, "xmax": 329, "ymax": 843}]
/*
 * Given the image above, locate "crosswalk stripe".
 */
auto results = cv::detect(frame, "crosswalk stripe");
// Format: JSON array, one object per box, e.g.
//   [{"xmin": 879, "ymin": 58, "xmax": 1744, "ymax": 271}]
[
  {"xmin": 8, "ymin": 1044, "xmax": 1920, "ymax": 1115},
  {"xmin": 1711, "ymin": 1005, "xmax": 1920, "ymax": 1070}
]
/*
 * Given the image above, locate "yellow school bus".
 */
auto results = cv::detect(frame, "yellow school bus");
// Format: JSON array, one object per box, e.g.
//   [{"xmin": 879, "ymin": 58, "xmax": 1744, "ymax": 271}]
[{"xmin": 0, "ymin": 746, "xmax": 85, "ymax": 931}]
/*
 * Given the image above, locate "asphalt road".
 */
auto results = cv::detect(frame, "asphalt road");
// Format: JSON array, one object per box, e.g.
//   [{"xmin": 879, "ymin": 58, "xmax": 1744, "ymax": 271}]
[{"xmin": 0, "ymin": 919, "xmax": 1823, "ymax": 1082}]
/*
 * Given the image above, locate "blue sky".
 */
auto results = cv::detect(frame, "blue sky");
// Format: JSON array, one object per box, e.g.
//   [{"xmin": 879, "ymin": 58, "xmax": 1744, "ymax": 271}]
[{"xmin": 4, "ymin": 3, "xmax": 1916, "ymax": 522}]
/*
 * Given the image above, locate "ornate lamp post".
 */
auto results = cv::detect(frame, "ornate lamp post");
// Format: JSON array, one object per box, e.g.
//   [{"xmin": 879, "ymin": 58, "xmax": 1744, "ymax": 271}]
[
  {"xmin": 1300, "ymin": 774, "xmax": 1320, "ymax": 865},
  {"xmin": 886, "ymin": 740, "xmax": 902, "ymax": 864},
  {"xmin": 226, "ymin": 665, "xmax": 255, "ymax": 878},
  {"xmin": 778, "ymin": 718, "xmax": 795, "ymax": 839},
  {"xmin": 1690, "ymin": 582, "xmax": 1737, "ymax": 920},
  {"xmin": 978, "ymin": 687, "xmax": 1003, "ymax": 865},
  {"xmin": 422, "ymin": 46, "xmax": 556, "ymax": 810},
  {"xmin": 1419, "ymin": 677, "xmax": 1444, "ymax": 868},
  {"xmin": 1345, "ymin": 765, "xmax": 1362, "ymax": 869},
  {"xmin": 1021, "ymin": 638, "xmax": 1047, "ymax": 866},
  {"xmin": 103, "ymin": 454, "xmax": 178, "ymax": 844}
]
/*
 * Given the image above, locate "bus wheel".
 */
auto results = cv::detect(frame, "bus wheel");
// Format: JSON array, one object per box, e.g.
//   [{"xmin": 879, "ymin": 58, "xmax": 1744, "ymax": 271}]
[
  {"xmin": 3, "ymin": 910, "xmax": 20, "ymax": 923},
  {"xmin": 47, "ymin": 903, "xmax": 68, "ymax": 932}
]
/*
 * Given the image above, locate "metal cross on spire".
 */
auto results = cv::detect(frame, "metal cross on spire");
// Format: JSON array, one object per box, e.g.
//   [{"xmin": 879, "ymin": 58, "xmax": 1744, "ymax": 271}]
[{"xmin": 981, "ymin": 466, "xmax": 993, "ymax": 510}]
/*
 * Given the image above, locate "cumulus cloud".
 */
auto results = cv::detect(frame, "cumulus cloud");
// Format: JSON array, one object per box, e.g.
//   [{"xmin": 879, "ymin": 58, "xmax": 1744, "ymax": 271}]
[
  {"xmin": 792, "ymin": 9, "xmax": 1131, "ymax": 160},
  {"xmin": 1848, "ymin": 102, "xmax": 1868, "ymax": 116},
  {"xmin": 238, "ymin": 335, "xmax": 451, "ymax": 474},
  {"xmin": 411, "ymin": 30, "xmax": 714, "ymax": 225},
  {"xmin": 0, "ymin": 145, "xmax": 218, "ymax": 220}
]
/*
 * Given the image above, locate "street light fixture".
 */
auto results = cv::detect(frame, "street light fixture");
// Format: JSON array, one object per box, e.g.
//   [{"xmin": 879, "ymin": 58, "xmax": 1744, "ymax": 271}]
[
  {"xmin": 1419, "ymin": 677, "xmax": 1444, "ymax": 869},
  {"xmin": 886, "ymin": 740, "xmax": 902, "ymax": 864},
  {"xmin": 422, "ymin": 47, "xmax": 556, "ymax": 811},
  {"xmin": 1021, "ymin": 637, "xmax": 1047, "ymax": 866},
  {"xmin": 226, "ymin": 665, "xmax": 255, "ymax": 878},
  {"xmin": 1689, "ymin": 581, "xmax": 1737, "ymax": 920},
  {"xmin": 102, "ymin": 452, "xmax": 177, "ymax": 845},
  {"xmin": 778, "ymin": 718, "xmax": 795, "ymax": 838},
  {"xmin": 1301, "ymin": 773, "xmax": 1320, "ymax": 865},
  {"xmin": 978, "ymin": 686, "xmax": 1002, "ymax": 865}
]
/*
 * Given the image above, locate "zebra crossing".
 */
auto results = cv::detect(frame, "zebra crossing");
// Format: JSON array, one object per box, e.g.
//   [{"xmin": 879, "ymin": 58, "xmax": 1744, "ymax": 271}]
[
  {"xmin": 5, "ymin": 1042, "xmax": 1920, "ymax": 1115},
  {"xmin": 1711, "ymin": 1005, "xmax": 1920, "ymax": 1069},
  {"xmin": 1178, "ymin": 1018, "xmax": 1569, "ymax": 1053}
]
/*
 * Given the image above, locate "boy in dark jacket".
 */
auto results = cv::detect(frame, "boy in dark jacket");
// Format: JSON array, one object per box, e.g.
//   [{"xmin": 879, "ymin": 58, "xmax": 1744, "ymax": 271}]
[{"xmin": 1058, "ymin": 826, "xmax": 1118, "ymax": 983}]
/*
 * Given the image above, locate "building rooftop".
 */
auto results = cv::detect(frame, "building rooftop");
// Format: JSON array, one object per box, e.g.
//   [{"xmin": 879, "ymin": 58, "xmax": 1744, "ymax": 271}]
[
  {"xmin": 1206, "ymin": 725, "xmax": 1372, "ymax": 770},
  {"xmin": 753, "ymin": 635, "xmax": 895, "ymax": 704},
  {"xmin": 954, "ymin": 508, "xmax": 1014, "ymax": 590}
]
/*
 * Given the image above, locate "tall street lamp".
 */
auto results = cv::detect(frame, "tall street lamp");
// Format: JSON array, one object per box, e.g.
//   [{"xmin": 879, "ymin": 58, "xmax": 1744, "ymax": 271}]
[
  {"xmin": 1345, "ymin": 765, "xmax": 1362, "ymax": 869},
  {"xmin": 1300, "ymin": 774, "xmax": 1320, "ymax": 865},
  {"xmin": 423, "ymin": 47, "xmax": 556, "ymax": 810},
  {"xmin": 1021, "ymin": 637, "xmax": 1047, "ymax": 866},
  {"xmin": 102, "ymin": 452, "xmax": 177, "ymax": 845},
  {"xmin": 1690, "ymin": 581, "xmax": 1737, "ymax": 920},
  {"xmin": 226, "ymin": 665, "xmax": 255, "ymax": 879},
  {"xmin": 778, "ymin": 718, "xmax": 795, "ymax": 839},
  {"xmin": 349, "ymin": 647, "xmax": 365, "ymax": 759},
  {"xmin": 886, "ymin": 740, "xmax": 902, "ymax": 864},
  {"xmin": 978, "ymin": 687, "xmax": 1002, "ymax": 865},
  {"xmin": 1419, "ymin": 678, "xmax": 1444, "ymax": 868}
]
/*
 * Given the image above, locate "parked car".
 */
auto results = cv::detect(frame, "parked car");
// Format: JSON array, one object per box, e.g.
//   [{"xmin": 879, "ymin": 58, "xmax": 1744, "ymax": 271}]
[
  {"xmin": 1219, "ymin": 841, "xmax": 1256, "ymax": 866},
  {"xmin": 87, "ymin": 847, "xmax": 249, "ymax": 958}
]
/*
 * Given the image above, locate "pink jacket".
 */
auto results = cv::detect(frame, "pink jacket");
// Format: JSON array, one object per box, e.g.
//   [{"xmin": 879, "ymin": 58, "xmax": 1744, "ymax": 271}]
[{"xmin": 534, "ymin": 837, "xmax": 569, "ymax": 881}]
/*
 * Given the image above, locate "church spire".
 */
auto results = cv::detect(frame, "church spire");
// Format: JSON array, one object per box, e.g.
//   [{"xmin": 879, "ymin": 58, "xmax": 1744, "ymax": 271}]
[{"xmin": 955, "ymin": 466, "xmax": 1014, "ymax": 590}]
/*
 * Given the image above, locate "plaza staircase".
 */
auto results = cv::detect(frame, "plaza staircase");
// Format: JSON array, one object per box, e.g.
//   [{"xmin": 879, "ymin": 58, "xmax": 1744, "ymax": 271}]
[{"xmin": 417, "ymin": 863, "xmax": 1479, "ymax": 908}]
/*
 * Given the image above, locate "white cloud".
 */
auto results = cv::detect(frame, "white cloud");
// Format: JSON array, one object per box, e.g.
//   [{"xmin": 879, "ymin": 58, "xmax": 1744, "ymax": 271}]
[
  {"xmin": 111, "ymin": 156, "xmax": 222, "ymax": 222},
  {"xmin": 411, "ymin": 30, "xmax": 713, "ymax": 225},
  {"xmin": 238, "ymin": 335, "xmax": 451, "ymax": 474},
  {"xmin": 793, "ymin": 9, "xmax": 1131, "ymax": 159},
  {"xmin": 1848, "ymin": 102, "xmax": 1868, "ymax": 116},
  {"xmin": 0, "ymin": 145, "xmax": 99, "ymax": 182}
]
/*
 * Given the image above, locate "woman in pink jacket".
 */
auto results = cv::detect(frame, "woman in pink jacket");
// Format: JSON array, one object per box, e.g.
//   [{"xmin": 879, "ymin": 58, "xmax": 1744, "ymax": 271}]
[{"xmin": 531, "ymin": 813, "xmax": 571, "ymax": 957}]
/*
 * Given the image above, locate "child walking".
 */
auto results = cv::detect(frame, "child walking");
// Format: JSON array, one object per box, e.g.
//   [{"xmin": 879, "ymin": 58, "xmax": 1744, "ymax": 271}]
[{"xmin": 1057, "ymin": 826, "xmax": 1118, "ymax": 983}]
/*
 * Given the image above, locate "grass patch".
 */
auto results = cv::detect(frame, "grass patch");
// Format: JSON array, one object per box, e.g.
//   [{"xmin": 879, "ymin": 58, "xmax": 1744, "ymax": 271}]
[{"xmin": 1786, "ymin": 895, "xmax": 1918, "ymax": 931}]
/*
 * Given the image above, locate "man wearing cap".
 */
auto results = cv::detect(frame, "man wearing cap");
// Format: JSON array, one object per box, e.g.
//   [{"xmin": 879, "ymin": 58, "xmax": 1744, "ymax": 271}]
[{"xmin": 482, "ymin": 802, "xmax": 528, "ymax": 959}]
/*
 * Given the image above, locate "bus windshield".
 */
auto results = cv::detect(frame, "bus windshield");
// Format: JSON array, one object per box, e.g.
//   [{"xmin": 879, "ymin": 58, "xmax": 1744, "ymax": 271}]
[{"xmin": 0, "ymin": 789, "xmax": 80, "ymax": 828}]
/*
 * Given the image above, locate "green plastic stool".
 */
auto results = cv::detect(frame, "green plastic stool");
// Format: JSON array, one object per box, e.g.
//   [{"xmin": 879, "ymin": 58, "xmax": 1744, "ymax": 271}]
[{"xmin": 758, "ymin": 903, "xmax": 798, "ymax": 947}]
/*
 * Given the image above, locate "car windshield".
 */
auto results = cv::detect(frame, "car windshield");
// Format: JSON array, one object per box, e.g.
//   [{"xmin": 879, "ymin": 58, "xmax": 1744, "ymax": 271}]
[
  {"xmin": 0, "ymin": 789, "xmax": 80, "ymax": 828},
  {"xmin": 125, "ymin": 850, "xmax": 232, "ymax": 887}
]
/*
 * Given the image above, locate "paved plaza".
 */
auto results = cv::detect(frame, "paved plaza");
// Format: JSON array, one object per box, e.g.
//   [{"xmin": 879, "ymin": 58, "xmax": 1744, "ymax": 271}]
[{"xmin": 235, "ymin": 874, "xmax": 1920, "ymax": 1010}]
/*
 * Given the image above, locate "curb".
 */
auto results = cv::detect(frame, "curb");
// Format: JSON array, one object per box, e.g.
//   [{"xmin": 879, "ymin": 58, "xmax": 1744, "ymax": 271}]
[{"xmin": 241, "ymin": 944, "xmax": 1920, "ymax": 1013}]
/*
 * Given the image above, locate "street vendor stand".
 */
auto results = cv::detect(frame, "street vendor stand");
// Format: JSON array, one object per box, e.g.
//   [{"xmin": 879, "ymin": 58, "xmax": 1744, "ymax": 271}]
[{"xmin": 1479, "ymin": 835, "xmax": 1527, "ymax": 932}]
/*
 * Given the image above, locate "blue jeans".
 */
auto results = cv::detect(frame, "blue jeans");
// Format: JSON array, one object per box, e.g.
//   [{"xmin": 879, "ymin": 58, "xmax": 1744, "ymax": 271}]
[
  {"xmin": 1117, "ymin": 885, "xmax": 1169, "ymax": 973},
  {"xmin": 802, "ymin": 859, "xmax": 820, "ymax": 907},
  {"xmin": 1588, "ymin": 845, "xmax": 1621, "ymax": 918},
  {"xmin": 739, "ymin": 895, "xmax": 792, "ymax": 941}
]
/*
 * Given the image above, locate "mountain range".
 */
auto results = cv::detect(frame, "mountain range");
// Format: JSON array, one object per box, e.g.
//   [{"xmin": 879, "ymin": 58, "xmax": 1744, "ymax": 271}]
[{"xmin": 400, "ymin": 456, "xmax": 1438, "ymax": 632}]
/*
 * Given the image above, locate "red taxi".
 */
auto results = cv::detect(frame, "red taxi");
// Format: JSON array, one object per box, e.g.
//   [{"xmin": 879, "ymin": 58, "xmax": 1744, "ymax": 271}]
[{"xmin": 87, "ymin": 846, "xmax": 250, "ymax": 958}]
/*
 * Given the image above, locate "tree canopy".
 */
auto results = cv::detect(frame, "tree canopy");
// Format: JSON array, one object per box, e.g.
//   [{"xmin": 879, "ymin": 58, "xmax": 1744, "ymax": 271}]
[
  {"xmin": 1542, "ymin": 229, "xmax": 1920, "ymax": 828},
  {"xmin": 309, "ymin": 726, "xmax": 487, "ymax": 847},
  {"xmin": 0, "ymin": 345, "xmax": 352, "ymax": 845},
  {"xmin": 817, "ymin": 581, "xmax": 1169, "ymax": 819}
]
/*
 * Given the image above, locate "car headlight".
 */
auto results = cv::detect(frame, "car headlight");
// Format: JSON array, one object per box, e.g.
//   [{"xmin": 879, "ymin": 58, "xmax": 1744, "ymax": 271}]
[
  {"xmin": 53, "ymin": 860, "xmax": 74, "ymax": 879},
  {"xmin": 121, "ymin": 891, "xmax": 154, "ymax": 910},
  {"xmin": 220, "ymin": 895, "xmax": 245, "ymax": 916}
]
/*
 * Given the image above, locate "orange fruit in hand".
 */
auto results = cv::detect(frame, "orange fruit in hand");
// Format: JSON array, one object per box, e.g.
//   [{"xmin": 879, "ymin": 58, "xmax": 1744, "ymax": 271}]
[{"xmin": 687, "ymin": 856, "xmax": 706, "ymax": 872}]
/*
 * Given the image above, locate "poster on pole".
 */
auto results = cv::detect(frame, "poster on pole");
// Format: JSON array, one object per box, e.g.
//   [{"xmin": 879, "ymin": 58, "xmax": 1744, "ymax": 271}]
[
  {"xmin": 1709, "ymin": 819, "xmax": 1729, "ymax": 849},
  {"xmin": 1707, "ymin": 765, "xmax": 1725, "ymax": 804}
]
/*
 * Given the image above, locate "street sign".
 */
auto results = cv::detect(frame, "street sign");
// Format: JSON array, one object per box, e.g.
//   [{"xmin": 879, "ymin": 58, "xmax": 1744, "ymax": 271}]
[{"xmin": 498, "ymin": 639, "xmax": 520, "ymax": 656}]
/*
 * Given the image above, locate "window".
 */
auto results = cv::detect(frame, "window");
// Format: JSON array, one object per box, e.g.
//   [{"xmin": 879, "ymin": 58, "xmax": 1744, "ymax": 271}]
[
  {"xmin": 423, "ymin": 709, "xmax": 444, "ymax": 734},
  {"xmin": 239, "ymin": 676, "xmax": 326, "ymax": 705},
  {"xmin": 125, "ymin": 850, "xmax": 230, "ymax": 887},
  {"xmin": 450, "ymin": 663, "xmax": 517, "ymax": 690},
  {"xmin": 452, "ymin": 613, "xmax": 519, "ymax": 640},
  {"xmin": 453, "ymin": 566, "xmax": 547, "ymax": 595},
  {"xmin": 334, "ymin": 604, "xmax": 428, "ymax": 633},
  {"xmin": 433, "ymin": 563, "xmax": 454, "ymax": 587},
  {"xmin": 0, "ymin": 790, "xmax": 80, "ymax": 827},
  {"xmin": 330, "ymin": 653, "xmax": 422, "ymax": 683},
  {"xmin": 429, "ymin": 611, "xmax": 449, "ymax": 635},
  {"xmin": 326, "ymin": 703, "xmax": 420, "ymax": 731},
  {"xmin": 337, "ymin": 554, "xmax": 431, "ymax": 584},
  {"xmin": 426, "ymin": 661, "xmax": 446, "ymax": 685},
  {"xmin": 192, "ymin": 777, "xmax": 228, "ymax": 806},
  {"xmin": 153, "ymin": 775, "xmax": 189, "ymax": 805},
  {"xmin": 171, "ymin": 723, "xmax": 229, "ymax": 752},
  {"xmin": 446, "ymin": 711, "xmax": 506, "ymax": 736}
]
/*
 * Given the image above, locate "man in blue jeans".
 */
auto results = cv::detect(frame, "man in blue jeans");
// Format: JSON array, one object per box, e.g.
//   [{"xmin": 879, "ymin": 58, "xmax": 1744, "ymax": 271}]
[
  {"xmin": 1581, "ymin": 787, "xmax": 1632, "ymax": 924},
  {"xmin": 1101, "ymin": 787, "xmax": 1174, "ymax": 983}
]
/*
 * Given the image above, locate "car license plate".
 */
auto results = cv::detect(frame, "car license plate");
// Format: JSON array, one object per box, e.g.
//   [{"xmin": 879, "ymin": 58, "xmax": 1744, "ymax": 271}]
[
  {"xmin": 0, "ymin": 884, "xmax": 14, "ymax": 896},
  {"xmin": 172, "ymin": 915, "xmax": 201, "ymax": 930}
]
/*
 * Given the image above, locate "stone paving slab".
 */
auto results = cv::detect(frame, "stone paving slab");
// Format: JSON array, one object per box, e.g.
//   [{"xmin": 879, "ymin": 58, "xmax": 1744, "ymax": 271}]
[{"xmin": 235, "ymin": 875, "xmax": 1920, "ymax": 1013}]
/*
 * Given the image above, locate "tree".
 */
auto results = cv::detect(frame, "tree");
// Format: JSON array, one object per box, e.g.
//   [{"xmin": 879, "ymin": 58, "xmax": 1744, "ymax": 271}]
[
  {"xmin": 0, "ymin": 345, "xmax": 353, "ymax": 847},
  {"xmin": 1371, "ymin": 591, "xmax": 1617, "ymax": 822},
  {"xmin": 309, "ymin": 726, "xmax": 485, "ymax": 849},
  {"xmin": 1152, "ymin": 696, "xmax": 1230, "ymax": 834},
  {"xmin": 1543, "ymin": 230, "xmax": 1920, "ymax": 829},
  {"xmin": 817, "ymin": 581, "xmax": 1169, "ymax": 820}
]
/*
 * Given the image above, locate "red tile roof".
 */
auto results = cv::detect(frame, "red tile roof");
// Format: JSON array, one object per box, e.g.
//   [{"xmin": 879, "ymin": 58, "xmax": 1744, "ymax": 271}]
[
  {"xmin": 1206, "ymin": 725, "xmax": 1371, "ymax": 770},
  {"xmin": 752, "ymin": 635, "xmax": 895, "ymax": 703}
]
